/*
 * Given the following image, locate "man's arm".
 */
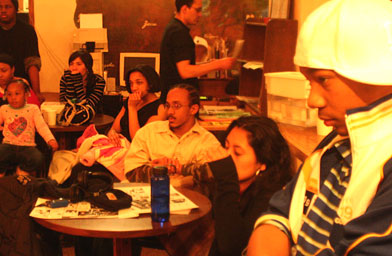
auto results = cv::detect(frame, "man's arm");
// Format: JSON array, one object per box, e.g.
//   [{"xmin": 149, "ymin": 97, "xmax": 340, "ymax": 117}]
[
  {"xmin": 24, "ymin": 24, "xmax": 43, "ymax": 103},
  {"xmin": 176, "ymin": 58, "xmax": 236, "ymax": 79},
  {"xmin": 27, "ymin": 65, "xmax": 44, "ymax": 103},
  {"xmin": 126, "ymin": 165, "xmax": 153, "ymax": 183},
  {"xmin": 247, "ymin": 224, "xmax": 291, "ymax": 256}
]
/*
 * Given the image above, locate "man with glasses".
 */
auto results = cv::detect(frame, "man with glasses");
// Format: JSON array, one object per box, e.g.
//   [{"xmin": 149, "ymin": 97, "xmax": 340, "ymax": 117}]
[
  {"xmin": 159, "ymin": 0, "xmax": 236, "ymax": 102},
  {"xmin": 125, "ymin": 83, "xmax": 225, "ymax": 190}
]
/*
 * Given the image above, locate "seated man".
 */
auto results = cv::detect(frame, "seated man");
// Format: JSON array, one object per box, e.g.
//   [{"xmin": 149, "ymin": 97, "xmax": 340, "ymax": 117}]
[
  {"xmin": 125, "ymin": 83, "xmax": 225, "ymax": 191},
  {"xmin": 247, "ymin": 0, "xmax": 392, "ymax": 255}
]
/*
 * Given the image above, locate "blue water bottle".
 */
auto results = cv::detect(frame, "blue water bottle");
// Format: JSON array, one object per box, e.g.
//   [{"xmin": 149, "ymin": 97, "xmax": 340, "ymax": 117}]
[{"xmin": 151, "ymin": 166, "xmax": 170, "ymax": 222}]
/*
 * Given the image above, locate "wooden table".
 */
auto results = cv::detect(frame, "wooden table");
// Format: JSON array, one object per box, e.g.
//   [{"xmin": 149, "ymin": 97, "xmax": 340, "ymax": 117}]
[
  {"xmin": 49, "ymin": 114, "xmax": 114, "ymax": 149},
  {"xmin": 34, "ymin": 186, "xmax": 212, "ymax": 256}
]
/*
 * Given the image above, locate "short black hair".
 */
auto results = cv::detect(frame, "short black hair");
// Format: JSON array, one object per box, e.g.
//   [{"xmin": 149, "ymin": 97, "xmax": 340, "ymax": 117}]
[
  {"xmin": 11, "ymin": 0, "xmax": 18, "ymax": 11},
  {"xmin": 0, "ymin": 53, "xmax": 15, "ymax": 68},
  {"xmin": 175, "ymin": 0, "xmax": 193, "ymax": 12},
  {"xmin": 169, "ymin": 83, "xmax": 200, "ymax": 118},
  {"xmin": 125, "ymin": 64, "xmax": 161, "ymax": 94}
]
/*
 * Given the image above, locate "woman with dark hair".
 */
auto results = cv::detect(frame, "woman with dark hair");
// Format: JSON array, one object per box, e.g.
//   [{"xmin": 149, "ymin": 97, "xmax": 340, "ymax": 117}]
[
  {"xmin": 107, "ymin": 64, "xmax": 165, "ymax": 143},
  {"xmin": 0, "ymin": 53, "xmax": 40, "ymax": 106},
  {"xmin": 59, "ymin": 50, "xmax": 105, "ymax": 113},
  {"xmin": 208, "ymin": 115, "xmax": 293, "ymax": 256}
]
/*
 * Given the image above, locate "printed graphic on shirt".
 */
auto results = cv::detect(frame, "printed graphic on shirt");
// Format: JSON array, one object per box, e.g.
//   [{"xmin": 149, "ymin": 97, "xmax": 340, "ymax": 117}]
[{"xmin": 8, "ymin": 116, "xmax": 27, "ymax": 137}]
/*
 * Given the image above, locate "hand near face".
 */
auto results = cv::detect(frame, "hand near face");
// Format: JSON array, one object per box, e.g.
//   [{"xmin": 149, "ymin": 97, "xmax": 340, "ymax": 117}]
[
  {"xmin": 127, "ymin": 92, "xmax": 142, "ymax": 109},
  {"xmin": 48, "ymin": 139, "xmax": 59, "ymax": 152},
  {"xmin": 107, "ymin": 129, "xmax": 121, "ymax": 147},
  {"xmin": 64, "ymin": 68, "xmax": 80, "ymax": 75},
  {"xmin": 151, "ymin": 157, "xmax": 182, "ymax": 175}
]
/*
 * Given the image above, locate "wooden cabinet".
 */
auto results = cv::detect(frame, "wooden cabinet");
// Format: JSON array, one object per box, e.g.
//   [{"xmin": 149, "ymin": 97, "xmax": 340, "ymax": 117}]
[
  {"xmin": 239, "ymin": 18, "xmax": 298, "ymax": 116},
  {"xmin": 198, "ymin": 78, "xmax": 234, "ymax": 97}
]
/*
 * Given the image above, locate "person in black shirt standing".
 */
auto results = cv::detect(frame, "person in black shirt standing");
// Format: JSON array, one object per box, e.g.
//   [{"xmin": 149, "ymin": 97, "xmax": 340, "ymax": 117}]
[
  {"xmin": 0, "ymin": 0, "xmax": 44, "ymax": 102},
  {"xmin": 159, "ymin": 0, "xmax": 236, "ymax": 101}
]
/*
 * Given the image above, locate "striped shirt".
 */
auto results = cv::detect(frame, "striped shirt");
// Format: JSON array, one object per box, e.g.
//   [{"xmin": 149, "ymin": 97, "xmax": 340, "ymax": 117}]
[
  {"xmin": 296, "ymin": 139, "xmax": 351, "ymax": 255},
  {"xmin": 59, "ymin": 72, "xmax": 105, "ymax": 109}
]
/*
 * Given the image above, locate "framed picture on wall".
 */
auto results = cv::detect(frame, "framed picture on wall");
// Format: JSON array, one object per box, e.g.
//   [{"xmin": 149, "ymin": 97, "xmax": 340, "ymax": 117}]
[{"xmin": 119, "ymin": 52, "xmax": 160, "ymax": 87}]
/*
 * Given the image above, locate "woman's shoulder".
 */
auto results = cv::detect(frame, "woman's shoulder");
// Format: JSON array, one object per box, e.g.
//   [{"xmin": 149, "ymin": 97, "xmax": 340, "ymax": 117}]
[{"xmin": 145, "ymin": 98, "xmax": 161, "ymax": 108}]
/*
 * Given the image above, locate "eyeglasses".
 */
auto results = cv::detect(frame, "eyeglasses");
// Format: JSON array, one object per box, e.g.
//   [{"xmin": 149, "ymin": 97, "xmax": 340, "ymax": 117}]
[{"xmin": 164, "ymin": 102, "xmax": 187, "ymax": 110}]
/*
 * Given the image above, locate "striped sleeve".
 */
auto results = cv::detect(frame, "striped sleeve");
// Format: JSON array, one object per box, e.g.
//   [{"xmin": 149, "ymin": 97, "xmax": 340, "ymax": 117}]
[
  {"xmin": 319, "ymin": 158, "xmax": 392, "ymax": 256},
  {"xmin": 85, "ymin": 74, "xmax": 105, "ymax": 108},
  {"xmin": 59, "ymin": 71, "xmax": 82, "ymax": 103},
  {"xmin": 59, "ymin": 74, "xmax": 71, "ymax": 103}
]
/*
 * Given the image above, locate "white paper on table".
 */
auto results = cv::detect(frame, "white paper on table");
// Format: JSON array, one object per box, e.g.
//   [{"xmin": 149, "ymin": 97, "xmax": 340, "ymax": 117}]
[
  {"xmin": 118, "ymin": 207, "xmax": 140, "ymax": 218},
  {"xmin": 243, "ymin": 61, "xmax": 264, "ymax": 70},
  {"xmin": 30, "ymin": 198, "xmax": 119, "ymax": 219},
  {"xmin": 116, "ymin": 185, "xmax": 199, "ymax": 215}
]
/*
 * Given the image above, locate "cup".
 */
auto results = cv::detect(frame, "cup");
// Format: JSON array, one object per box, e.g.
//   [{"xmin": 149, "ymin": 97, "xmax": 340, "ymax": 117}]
[
  {"xmin": 84, "ymin": 41, "xmax": 95, "ymax": 53},
  {"xmin": 317, "ymin": 118, "xmax": 333, "ymax": 136},
  {"xmin": 47, "ymin": 109, "xmax": 57, "ymax": 126}
]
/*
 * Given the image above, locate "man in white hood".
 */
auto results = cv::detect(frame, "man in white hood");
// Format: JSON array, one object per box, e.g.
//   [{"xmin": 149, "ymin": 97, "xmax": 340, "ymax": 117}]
[{"xmin": 247, "ymin": 0, "xmax": 392, "ymax": 255}]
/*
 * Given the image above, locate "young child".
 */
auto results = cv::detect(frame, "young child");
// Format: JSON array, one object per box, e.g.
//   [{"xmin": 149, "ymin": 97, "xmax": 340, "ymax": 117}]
[{"xmin": 0, "ymin": 79, "xmax": 58, "ymax": 176}]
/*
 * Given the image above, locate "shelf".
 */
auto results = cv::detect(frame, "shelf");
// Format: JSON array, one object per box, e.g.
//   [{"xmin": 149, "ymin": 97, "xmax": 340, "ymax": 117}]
[
  {"xmin": 238, "ymin": 18, "xmax": 298, "ymax": 115},
  {"xmin": 245, "ymin": 21, "xmax": 267, "ymax": 27}
]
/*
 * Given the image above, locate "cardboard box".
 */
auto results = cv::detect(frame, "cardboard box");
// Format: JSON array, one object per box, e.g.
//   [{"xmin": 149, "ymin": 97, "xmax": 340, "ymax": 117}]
[{"xmin": 265, "ymin": 72, "xmax": 317, "ymax": 127}]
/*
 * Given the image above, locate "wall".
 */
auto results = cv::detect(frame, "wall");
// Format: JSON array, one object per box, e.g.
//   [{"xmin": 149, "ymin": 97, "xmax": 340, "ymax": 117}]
[
  {"xmin": 35, "ymin": 0, "xmax": 77, "ymax": 93},
  {"xmin": 35, "ymin": 0, "xmax": 268, "ymax": 93},
  {"xmin": 35, "ymin": 0, "xmax": 326, "ymax": 93},
  {"xmin": 293, "ymin": 0, "xmax": 328, "ymax": 28}
]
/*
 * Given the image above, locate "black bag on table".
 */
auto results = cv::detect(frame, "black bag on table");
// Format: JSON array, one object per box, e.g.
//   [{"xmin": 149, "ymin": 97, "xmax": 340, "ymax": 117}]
[
  {"xmin": 57, "ymin": 98, "xmax": 95, "ymax": 126},
  {"xmin": 67, "ymin": 170, "xmax": 133, "ymax": 212}
]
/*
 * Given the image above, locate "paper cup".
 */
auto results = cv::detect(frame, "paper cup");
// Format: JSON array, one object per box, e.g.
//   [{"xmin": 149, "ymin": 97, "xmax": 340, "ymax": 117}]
[
  {"xmin": 47, "ymin": 109, "xmax": 57, "ymax": 126},
  {"xmin": 317, "ymin": 118, "xmax": 333, "ymax": 136}
]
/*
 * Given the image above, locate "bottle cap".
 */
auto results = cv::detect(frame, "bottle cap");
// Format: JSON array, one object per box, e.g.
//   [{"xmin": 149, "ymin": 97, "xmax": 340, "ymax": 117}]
[{"xmin": 152, "ymin": 166, "xmax": 168, "ymax": 176}]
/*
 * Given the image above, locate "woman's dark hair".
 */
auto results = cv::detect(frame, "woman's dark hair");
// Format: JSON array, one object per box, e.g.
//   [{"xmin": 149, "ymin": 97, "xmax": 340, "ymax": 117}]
[
  {"xmin": 170, "ymin": 83, "xmax": 200, "ymax": 118},
  {"xmin": 224, "ymin": 115, "xmax": 293, "ymax": 191},
  {"xmin": 125, "ymin": 65, "xmax": 161, "ymax": 94},
  {"xmin": 0, "ymin": 53, "xmax": 15, "ymax": 68},
  {"xmin": 68, "ymin": 50, "xmax": 95, "ymax": 95}
]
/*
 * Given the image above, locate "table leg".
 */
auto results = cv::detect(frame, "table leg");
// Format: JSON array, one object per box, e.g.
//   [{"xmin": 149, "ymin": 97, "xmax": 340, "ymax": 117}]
[
  {"xmin": 113, "ymin": 238, "xmax": 132, "ymax": 256},
  {"xmin": 54, "ymin": 132, "xmax": 67, "ymax": 150}
]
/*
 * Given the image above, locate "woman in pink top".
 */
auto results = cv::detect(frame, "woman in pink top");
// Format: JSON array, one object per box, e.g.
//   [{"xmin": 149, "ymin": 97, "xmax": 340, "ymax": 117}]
[{"xmin": 0, "ymin": 53, "xmax": 40, "ymax": 107}]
